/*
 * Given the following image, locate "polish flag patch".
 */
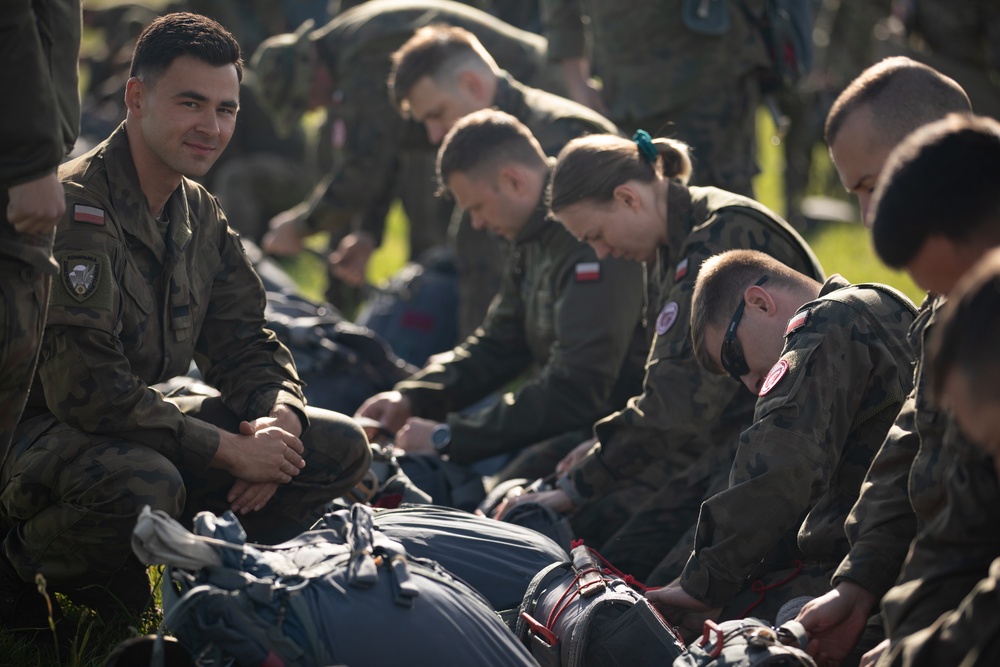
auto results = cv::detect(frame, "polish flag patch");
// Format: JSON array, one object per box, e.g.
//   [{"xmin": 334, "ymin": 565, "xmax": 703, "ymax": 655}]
[
  {"xmin": 785, "ymin": 310, "xmax": 809, "ymax": 336},
  {"xmin": 73, "ymin": 204, "xmax": 105, "ymax": 226},
  {"xmin": 575, "ymin": 261, "xmax": 601, "ymax": 282},
  {"xmin": 759, "ymin": 359, "xmax": 789, "ymax": 396},
  {"xmin": 674, "ymin": 257, "xmax": 689, "ymax": 281}
]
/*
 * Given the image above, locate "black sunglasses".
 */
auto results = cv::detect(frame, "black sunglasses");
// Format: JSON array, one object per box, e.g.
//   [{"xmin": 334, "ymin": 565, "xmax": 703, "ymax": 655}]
[{"xmin": 720, "ymin": 276, "xmax": 769, "ymax": 382}]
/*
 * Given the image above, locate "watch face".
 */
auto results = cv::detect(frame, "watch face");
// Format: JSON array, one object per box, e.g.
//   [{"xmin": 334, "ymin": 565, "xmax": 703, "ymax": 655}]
[{"xmin": 431, "ymin": 425, "xmax": 451, "ymax": 449}]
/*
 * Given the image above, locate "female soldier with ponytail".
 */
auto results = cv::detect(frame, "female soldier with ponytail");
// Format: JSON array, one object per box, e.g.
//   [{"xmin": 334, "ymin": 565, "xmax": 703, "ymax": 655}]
[{"xmin": 515, "ymin": 131, "xmax": 824, "ymax": 582}]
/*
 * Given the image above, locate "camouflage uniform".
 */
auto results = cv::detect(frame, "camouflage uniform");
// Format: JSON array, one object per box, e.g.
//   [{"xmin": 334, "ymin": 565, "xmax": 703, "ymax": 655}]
[
  {"xmin": 396, "ymin": 202, "xmax": 647, "ymax": 464},
  {"xmin": 563, "ymin": 182, "xmax": 824, "ymax": 547},
  {"xmin": 260, "ymin": 1, "xmax": 560, "ymax": 292},
  {"xmin": 880, "ymin": 556, "xmax": 1000, "ymax": 667},
  {"xmin": 540, "ymin": 0, "xmax": 771, "ymax": 196},
  {"xmin": 0, "ymin": 0, "xmax": 81, "ymax": 459},
  {"xmin": 454, "ymin": 72, "xmax": 620, "ymax": 335},
  {"xmin": 676, "ymin": 277, "xmax": 917, "ymax": 621},
  {"xmin": 0, "ymin": 125, "xmax": 370, "ymax": 590},
  {"xmin": 824, "ymin": 295, "xmax": 1000, "ymax": 652}
]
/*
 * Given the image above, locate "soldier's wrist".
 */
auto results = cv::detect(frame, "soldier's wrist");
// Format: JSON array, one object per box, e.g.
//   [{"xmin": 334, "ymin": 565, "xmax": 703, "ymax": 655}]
[{"xmin": 556, "ymin": 472, "xmax": 587, "ymax": 508}]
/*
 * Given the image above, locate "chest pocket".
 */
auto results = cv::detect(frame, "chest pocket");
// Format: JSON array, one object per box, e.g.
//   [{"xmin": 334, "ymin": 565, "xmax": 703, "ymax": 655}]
[{"xmin": 119, "ymin": 257, "xmax": 156, "ymax": 353}]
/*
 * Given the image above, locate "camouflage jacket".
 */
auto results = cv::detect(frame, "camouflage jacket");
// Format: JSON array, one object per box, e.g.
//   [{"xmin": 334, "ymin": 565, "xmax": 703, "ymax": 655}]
[
  {"xmin": 831, "ymin": 296, "xmax": 940, "ymax": 599},
  {"xmin": 835, "ymin": 293, "xmax": 1000, "ymax": 642},
  {"xmin": 1, "ymin": 0, "xmax": 81, "ymax": 269},
  {"xmin": 882, "ymin": 556, "xmax": 1000, "ymax": 667},
  {"xmin": 679, "ymin": 276, "xmax": 917, "ymax": 607},
  {"xmin": 22, "ymin": 124, "xmax": 306, "ymax": 470},
  {"xmin": 882, "ymin": 418, "xmax": 1000, "ymax": 642},
  {"xmin": 295, "ymin": 0, "xmax": 557, "ymax": 239},
  {"xmin": 563, "ymin": 183, "xmax": 824, "ymax": 501},
  {"xmin": 539, "ymin": 0, "xmax": 770, "ymax": 121},
  {"xmin": 396, "ymin": 204, "xmax": 647, "ymax": 464}
]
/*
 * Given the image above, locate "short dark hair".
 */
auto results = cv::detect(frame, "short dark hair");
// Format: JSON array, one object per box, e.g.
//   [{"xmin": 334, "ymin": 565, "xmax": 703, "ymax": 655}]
[
  {"xmin": 930, "ymin": 247, "xmax": 1000, "ymax": 405},
  {"xmin": 389, "ymin": 25, "xmax": 496, "ymax": 114},
  {"xmin": 825, "ymin": 56, "xmax": 969, "ymax": 148},
  {"xmin": 871, "ymin": 114, "xmax": 1000, "ymax": 268},
  {"xmin": 547, "ymin": 134, "xmax": 692, "ymax": 214},
  {"xmin": 690, "ymin": 250, "xmax": 814, "ymax": 372},
  {"xmin": 437, "ymin": 109, "xmax": 547, "ymax": 194},
  {"xmin": 130, "ymin": 12, "xmax": 243, "ymax": 84}
]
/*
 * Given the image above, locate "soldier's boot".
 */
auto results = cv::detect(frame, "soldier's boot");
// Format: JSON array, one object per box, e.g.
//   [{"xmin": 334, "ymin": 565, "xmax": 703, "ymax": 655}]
[
  {"xmin": 0, "ymin": 551, "xmax": 65, "ymax": 640},
  {"xmin": 60, "ymin": 555, "xmax": 154, "ymax": 626}
]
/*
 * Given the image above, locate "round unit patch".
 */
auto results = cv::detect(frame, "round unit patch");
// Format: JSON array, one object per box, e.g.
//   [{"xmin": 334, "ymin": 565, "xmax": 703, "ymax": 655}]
[
  {"xmin": 656, "ymin": 301, "xmax": 679, "ymax": 335},
  {"xmin": 759, "ymin": 359, "xmax": 789, "ymax": 397}
]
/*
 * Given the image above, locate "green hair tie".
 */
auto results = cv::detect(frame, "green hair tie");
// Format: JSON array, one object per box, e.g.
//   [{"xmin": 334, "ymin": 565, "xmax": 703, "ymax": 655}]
[{"xmin": 633, "ymin": 130, "xmax": 658, "ymax": 165}]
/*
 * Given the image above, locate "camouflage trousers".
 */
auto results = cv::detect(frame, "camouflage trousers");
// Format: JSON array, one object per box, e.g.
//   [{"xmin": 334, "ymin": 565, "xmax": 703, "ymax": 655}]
[
  {"xmin": 616, "ymin": 73, "xmax": 761, "ymax": 199},
  {"xmin": 0, "ymin": 395, "xmax": 370, "ymax": 589},
  {"xmin": 0, "ymin": 219, "xmax": 54, "ymax": 466},
  {"xmin": 598, "ymin": 441, "xmax": 737, "ymax": 584}
]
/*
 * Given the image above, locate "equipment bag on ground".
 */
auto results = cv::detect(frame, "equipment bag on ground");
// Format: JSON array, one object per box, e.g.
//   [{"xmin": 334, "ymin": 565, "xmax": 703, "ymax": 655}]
[
  {"xmin": 132, "ymin": 504, "xmax": 536, "ymax": 667},
  {"xmin": 674, "ymin": 618, "xmax": 816, "ymax": 667},
  {"xmin": 516, "ymin": 543, "xmax": 686, "ymax": 667},
  {"xmin": 367, "ymin": 504, "xmax": 570, "ymax": 628}
]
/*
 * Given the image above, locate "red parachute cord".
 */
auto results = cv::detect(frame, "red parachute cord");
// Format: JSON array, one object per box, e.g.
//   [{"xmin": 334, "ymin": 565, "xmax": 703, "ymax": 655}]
[{"xmin": 736, "ymin": 560, "xmax": 804, "ymax": 619}]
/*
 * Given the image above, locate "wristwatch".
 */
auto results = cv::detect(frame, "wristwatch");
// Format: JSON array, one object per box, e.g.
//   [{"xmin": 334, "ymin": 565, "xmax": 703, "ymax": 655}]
[{"xmin": 430, "ymin": 424, "xmax": 452, "ymax": 455}]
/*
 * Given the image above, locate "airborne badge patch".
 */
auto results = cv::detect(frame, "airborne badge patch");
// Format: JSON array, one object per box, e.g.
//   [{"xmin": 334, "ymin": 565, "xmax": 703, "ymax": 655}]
[{"xmin": 61, "ymin": 253, "xmax": 101, "ymax": 302}]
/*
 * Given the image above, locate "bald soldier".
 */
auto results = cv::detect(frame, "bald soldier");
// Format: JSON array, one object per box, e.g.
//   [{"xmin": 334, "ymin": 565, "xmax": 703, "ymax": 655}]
[
  {"xmin": 254, "ymin": 0, "xmax": 565, "ymax": 323},
  {"xmin": 385, "ymin": 23, "xmax": 619, "ymax": 334},
  {"xmin": 647, "ymin": 250, "xmax": 915, "ymax": 631},
  {"xmin": 789, "ymin": 58, "xmax": 976, "ymax": 666}
]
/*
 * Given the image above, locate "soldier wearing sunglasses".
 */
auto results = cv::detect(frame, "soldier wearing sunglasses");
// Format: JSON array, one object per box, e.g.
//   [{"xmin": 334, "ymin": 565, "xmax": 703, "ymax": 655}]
[{"xmin": 646, "ymin": 249, "xmax": 917, "ymax": 634}]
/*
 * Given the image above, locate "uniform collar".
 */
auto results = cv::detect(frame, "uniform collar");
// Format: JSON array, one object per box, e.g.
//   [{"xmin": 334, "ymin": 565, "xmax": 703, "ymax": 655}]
[
  {"xmin": 819, "ymin": 274, "xmax": 852, "ymax": 297},
  {"xmin": 658, "ymin": 179, "xmax": 695, "ymax": 276},
  {"xmin": 513, "ymin": 200, "xmax": 555, "ymax": 245},
  {"xmin": 104, "ymin": 123, "xmax": 194, "ymax": 262}
]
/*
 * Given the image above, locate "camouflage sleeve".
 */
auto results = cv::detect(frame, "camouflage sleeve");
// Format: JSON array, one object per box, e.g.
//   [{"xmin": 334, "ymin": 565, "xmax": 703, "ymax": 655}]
[
  {"xmin": 193, "ymin": 199, "xmax": 307, "ymax": 426},
  {"xmin": 539, "ymin": 0, "xmax": 587, "ymax": 61},
  {"xmin": 444, "ymin": 252, "xmax": 644, "ymax": 464},
  {"xmin": 832, "ymin": 393, "xmax": 920, "ymax": 598},
  {"xmin": 566, "ymin": 244, "xmax": 735, "ymax": 499},
  {"xmin": 397, "ymin": 253, "xmax": 535, "ymax": 421},
  {"xmin": 0, "ymin": 0, "xmax": 78, "ymax": 186},
  {"xmin": 39, "ymin": 191, "xmax": 220, "ymax": 469},
  {"xmin": 883, "ymin": 557, "xmax": 1000, "ymax": 667},
  {"xmin": 882, "ymin": 438, "xmax": 1000, "ymax": 643},
  {"xmin": 680, "ymin": 312, "xmax": 876, "ymax": 607}
]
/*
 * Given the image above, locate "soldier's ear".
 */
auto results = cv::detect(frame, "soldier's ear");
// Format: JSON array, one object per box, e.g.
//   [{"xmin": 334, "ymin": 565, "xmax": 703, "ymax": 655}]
[
  {"xmin": 744, "ymin": 284, "xmax": 776, "ymax": 316},
  {"xmin": 457, "ymin": 70, "xmax": 489, "ymax": 104},
  {"xmin": 124, "ymin": 77, "xmax": 144, "ymax": 115},
  {"xmin": 612, "ymin": 184, "xmax": 641, "ymax": 211}
]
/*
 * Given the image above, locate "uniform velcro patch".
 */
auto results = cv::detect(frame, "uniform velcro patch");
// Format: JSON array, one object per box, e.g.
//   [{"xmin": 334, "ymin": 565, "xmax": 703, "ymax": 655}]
[
  {"xmin": 674, "ymin": 257, "xmax": 689, "ymax": 281},
  {"xmin": 784, "ymin": 310, "xmax": 809, "ymax": 336},
  {"xmin": 51, "ymin": 251, "xmax": 114, "ymax": 311},
  {"xmin": 73, "ymin": 204, "xmax": 105, "ymax": 225},
  {"xmin": 759, "ymin": 358, "xmax": 789, "ymax": 396},
  {"xmin": 575, "ymin": 261, "xmax": 601, "ymax": 282}
]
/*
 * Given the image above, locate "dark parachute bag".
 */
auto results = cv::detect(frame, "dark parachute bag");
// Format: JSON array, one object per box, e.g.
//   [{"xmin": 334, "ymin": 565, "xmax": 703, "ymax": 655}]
[
  {"xmin": 478, "ymin": 477, "xmax": 577, "ymax": 552},
  {"xmin": 516, "ymin": 543, "xmax": 686, "ymax": 667},
  {"xmin": 674, "ymin": 618, "xmax": 816, "ymax": 667},
  {"xmin": 132, "ymin": 504, "xmax": 536, "ymax": 667},
  {"xmin": 354, "ymin": 252, "xmax": 460, "ymax": 367},
  {"xmin": 370, "ymin": 504, "xmax": 570, "ymax": 628}
]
